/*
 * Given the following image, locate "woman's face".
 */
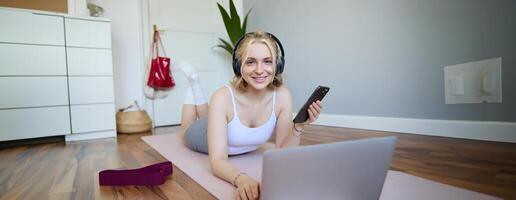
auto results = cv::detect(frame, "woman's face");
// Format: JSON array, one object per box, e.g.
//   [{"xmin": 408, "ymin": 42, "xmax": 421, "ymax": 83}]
[{"xmin": 241, "ymin": 42, "xmax": 275, "ymax": 91}]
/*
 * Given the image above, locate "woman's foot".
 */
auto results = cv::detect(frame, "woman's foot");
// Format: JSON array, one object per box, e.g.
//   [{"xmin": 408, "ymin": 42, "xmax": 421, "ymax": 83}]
[
  {"xmin": 179, "ymin": 61, "xmax": 207, "ymax": 105},
  {"xmin": 179, "ymin": 61, "xmax": 199, "ymax": 83}
]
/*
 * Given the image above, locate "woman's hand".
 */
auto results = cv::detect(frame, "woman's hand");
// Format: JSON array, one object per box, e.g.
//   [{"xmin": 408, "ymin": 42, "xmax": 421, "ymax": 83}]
[
  {"xmin": 235, "ymin": 174, "xmax": 260, "ymax": 200},
  {"xmin": 292, "ymin": 100, "xmax": 323, "ymax": 135},
  {"xmin": 305, "ymin": 100, "xmax": 323, "ymax": 124}
]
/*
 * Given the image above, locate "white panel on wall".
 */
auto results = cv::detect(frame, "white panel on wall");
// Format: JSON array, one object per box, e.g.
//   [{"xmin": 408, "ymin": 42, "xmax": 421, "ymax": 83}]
[
  {"xmin": 69, "ymin": 77, "xmax": 115, "ymax": 104},
  {"xmin": 0, "ymin": 77, "xmax": 69, "ymax": 109},
  {"xmin": 0, "ymin": 9, "xmax": 64, "ymax": 45},
  {"xmin": 67, "ymin": 47, "xmax": 113, "ymax": 75},
  {"xmin": 70, "ymin": 104, "xmax": 116, "ymax": 133},
  {"xmin": 0, "ymin": 106, "xmax": 70, "ymax": 141},
  {"xmin": 65, "ymin": 18, "xmax": 112, "ymax": 48},
  {"xmin": 0, "ymin": 43, "xmax": 67, "ymax": 76},
  {"xmin": 444, "ymin": 57, "xmax": 502, "ymax": 104}
]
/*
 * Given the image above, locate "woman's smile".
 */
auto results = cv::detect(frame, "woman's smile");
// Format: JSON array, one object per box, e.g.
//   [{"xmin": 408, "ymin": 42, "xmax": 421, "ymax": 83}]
[{"xmin": 251, "ymin": 75, "xmax": 269, "ymax": 83}]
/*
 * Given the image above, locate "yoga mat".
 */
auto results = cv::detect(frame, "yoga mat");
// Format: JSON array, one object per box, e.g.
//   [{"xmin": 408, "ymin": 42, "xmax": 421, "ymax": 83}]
[
  {"xmin": 142, "ymin": 133, "xmax": 500, "ymax": 200},
  {"xmin": 380, "ymin": 171, "xmax": 500, "ymax": 200},
  {"xmin": 142, "ymin": 133, "xmax": 272, "ymax": 199}
]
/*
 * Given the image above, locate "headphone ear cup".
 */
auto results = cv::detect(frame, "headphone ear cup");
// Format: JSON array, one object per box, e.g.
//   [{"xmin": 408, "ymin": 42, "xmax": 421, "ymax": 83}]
[
  {"xmin": 232, "ymin": 34, "xmax": 248, "ymax": 77},
  {"xmin": 232, "ymin": 59, "xmax": 241, "ymax": 77},
  {"xmin": 275, "ymin": 56, "xmax": 284, "ymax": 74},
  {"xmin": 268, "ymin": 33, "xmax": 285, "ymax": 75}
]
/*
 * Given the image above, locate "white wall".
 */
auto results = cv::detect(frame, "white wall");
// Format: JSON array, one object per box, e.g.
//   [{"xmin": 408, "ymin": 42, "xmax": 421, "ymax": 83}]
[
  {"xmin": 86, "ymin": 0, "xmax": 145, "ymax": 109},
  {"xmin": 245, "ymin": 0, "xmax": 516, "ymax": 122},
  {"xmin": 245, "ymin": 0, "xmax": 516, "ymax": 142}
]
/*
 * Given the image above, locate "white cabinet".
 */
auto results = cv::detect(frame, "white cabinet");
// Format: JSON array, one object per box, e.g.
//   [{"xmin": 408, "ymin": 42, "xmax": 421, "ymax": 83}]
[
  {"xmin": 0, "ymin": 77, "xmax": 69, "ymax": 109},
  {"xmin": 0, "ymin": 8, "xmax": 115, "ymax": 142},
  {"xmin": 69, "ymin": 77, "xmax": 115, "ymax": 105},
  {"xmin": 0, "ymin": 10, "xmax": 64, "ymax": 45},
  {"xmin": 0, "ymin": 43, "xmax": 66, "ymax": 75},
  {"xmin": 0, "ymin": 107, "xmax": 71, "ymax": 141},
  {"xmin": 70, "ymin": 104, "xmax": 116, "ymax": 133},
  {"xmin": 65, "ymin": 18, "xmax": 112, "ymax": 48},
  {"xmin": 67, "ymin": 48, "xmax": 113, "ymax": 75},
  {"xmin": 64, "ymin": 16, "xmax": 115, "ymax": 141}
]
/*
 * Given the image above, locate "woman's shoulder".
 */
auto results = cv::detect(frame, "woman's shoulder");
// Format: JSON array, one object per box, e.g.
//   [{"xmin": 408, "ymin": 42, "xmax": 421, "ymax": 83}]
[
  {"xmin": 276, "ymin": 85, "xmax": 291, "ymax": 97},
  {"xmin": 275, "ymin": 85, "xmax": 292, "ymax": 106},
  {"xmin": 209, "ymin": 86, "xmax": 233, "ymax": 116},
  {"xmin": 211, "ymin": 85, "xmax": 232, "ymax": 102}
]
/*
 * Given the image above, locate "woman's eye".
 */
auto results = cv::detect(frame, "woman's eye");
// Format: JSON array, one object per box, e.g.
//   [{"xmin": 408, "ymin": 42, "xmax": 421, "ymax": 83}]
[
  {"xmin": 245, "ymin": 61, "xmax": 255, "ymax": 65},
  {"xmin": 264, "ymin": 60, "xmax": 273, "ymax": 64}
]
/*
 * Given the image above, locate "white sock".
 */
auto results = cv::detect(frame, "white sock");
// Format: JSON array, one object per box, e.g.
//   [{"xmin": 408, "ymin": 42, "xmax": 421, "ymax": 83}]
[
  {"xmin": 190, "ymin": 82, "xmax": 207, "ymax": 105},
  {"xmin": 184, "ymin": 86, "xmax": 195, "ymax": 105},
  {"xmin": 179, "ymin": 61, "xmax": 199, "ymax": 83},
  {"xmin": 180, "ymin": 61, "xmax": 207, "ymax": 105}
]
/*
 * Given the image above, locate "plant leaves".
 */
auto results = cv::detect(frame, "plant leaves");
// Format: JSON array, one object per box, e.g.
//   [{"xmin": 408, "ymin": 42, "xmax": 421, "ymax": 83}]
[
  {"xmin": 216, "ymin": 0, "xmax": 252, "ymax": 55},
  {"xmin": 216, "ymin": 38, "xmax": 233, "ymax": 54},
  {"xmin": 229, "ymin": 0, "xmax": 241, "ymax": 28},
  {"xmin": 228, "ymin": 0, "xmax": 242, "ymax": 45},
  {"xmin": 242, "ymin": 8, "xmax": 252, "ymax": 34},
  {"xmin": 219, "ymin": 38, "xmax": 233, "ymax": 50},
  {"xmin": 216, "ymin": 44, "xmax": 233, "ymax": 55},
  {"xmin": 217, "ymin": 3, "xmax": 233, "ymax": 41}
]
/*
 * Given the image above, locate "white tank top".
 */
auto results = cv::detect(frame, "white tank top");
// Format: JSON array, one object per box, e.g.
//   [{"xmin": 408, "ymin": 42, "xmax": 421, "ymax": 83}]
[{"xmin": 225, "ymin": 85, "xmax": 277, "ymax": 155}]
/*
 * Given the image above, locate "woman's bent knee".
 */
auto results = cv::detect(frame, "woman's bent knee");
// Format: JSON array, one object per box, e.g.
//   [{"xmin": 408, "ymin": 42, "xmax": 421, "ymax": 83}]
[{"xmin": 183, "ymin": 117, "xmax": 209, "ymax": 154}]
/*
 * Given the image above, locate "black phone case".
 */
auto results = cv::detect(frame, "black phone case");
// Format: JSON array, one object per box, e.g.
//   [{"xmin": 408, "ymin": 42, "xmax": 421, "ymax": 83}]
[{"xmin": 293, "ymin": 86, "xmax": 330, "ymax": 123}]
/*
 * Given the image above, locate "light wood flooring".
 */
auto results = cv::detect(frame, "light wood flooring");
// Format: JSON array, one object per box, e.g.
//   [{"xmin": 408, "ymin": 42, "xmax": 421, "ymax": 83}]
[{"xmin": 0, "ymin": 125, "xmax": 515, "ymax": 200}]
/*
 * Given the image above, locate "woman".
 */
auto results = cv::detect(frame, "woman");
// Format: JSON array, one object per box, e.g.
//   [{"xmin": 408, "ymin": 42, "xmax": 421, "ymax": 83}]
[{"xmin": 178, "ymin": 31, "xmax": 323, "ymax": 200}]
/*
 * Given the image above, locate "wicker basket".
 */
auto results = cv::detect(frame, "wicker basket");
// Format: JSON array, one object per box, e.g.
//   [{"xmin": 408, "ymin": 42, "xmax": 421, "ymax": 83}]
[{"xmin": 116, "ymin": 110, "xmax": 152, "ymax": 133}]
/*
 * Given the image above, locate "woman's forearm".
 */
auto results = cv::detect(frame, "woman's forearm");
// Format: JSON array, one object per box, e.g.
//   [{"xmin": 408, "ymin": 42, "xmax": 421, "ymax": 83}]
[
  {"xmin": 278, "ymin": 124, "xmax": 302, "ymax": 148},
  {"xmin": 210, "ymin": 158, "xmax": 243, "ymax": 185}
]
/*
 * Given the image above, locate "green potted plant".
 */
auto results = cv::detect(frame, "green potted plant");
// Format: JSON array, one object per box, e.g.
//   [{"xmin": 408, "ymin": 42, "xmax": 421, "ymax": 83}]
[{"xmin": 216, "ymin": 0, "xmax": 252, "ymax": 54}]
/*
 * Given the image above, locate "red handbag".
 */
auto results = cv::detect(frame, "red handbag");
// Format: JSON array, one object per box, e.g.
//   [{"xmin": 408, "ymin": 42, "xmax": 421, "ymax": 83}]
[{"xmin": 147, "ymin": 30, "xmax": 175, "ymax": 89}]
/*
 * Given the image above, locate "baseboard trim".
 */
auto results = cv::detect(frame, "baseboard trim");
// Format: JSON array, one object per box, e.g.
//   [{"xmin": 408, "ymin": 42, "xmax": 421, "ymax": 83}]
[
  {"xmin": 0, "ymin": 135, "xmax": 64, "ymax": 149},
  {"xmin": 65, "ymin": 130, "xmax": 116, "ymax": 142},
  {"xmin": 315, "ymin": 114, "xmax": 516, "ymax": 143}
]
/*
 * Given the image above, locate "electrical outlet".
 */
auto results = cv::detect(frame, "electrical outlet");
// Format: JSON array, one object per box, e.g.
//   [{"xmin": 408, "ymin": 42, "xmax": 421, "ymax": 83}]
[{"xmin": 444, "ymin": 57, "xmax": 502, "ymax": 104}]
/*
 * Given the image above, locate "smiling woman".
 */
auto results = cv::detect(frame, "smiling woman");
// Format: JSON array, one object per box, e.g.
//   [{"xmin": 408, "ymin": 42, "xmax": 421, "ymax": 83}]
[
  {"xmin": 231, "ymin": 32, "xmax": 284, "ymax": 92},
  {"xmin": 177, "ymin": 31, "xmax": 323, "ymax": 200}
]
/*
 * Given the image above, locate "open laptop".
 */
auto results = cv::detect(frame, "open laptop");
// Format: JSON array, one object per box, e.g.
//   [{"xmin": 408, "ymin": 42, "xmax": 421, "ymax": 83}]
[{"xmin": 260, "ymin": 136, "xmax": 397, "ymax": 200}]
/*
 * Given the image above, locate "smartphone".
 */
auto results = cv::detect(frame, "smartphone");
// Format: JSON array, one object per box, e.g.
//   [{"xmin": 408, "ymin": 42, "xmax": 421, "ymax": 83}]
[{"xmin": 293, "ymin": 86, "xmax": 330, "ymax": 123}]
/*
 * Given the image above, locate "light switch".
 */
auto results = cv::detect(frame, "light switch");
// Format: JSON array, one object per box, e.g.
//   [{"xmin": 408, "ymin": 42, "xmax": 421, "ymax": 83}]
[
  {"xmin": 444, "ymin": 57, "xmax": 502, "ymax": 104},
  {"xmin": 448, "ymin": 74, "xmax": 464, "ymax": 96},
  {"xmin": 480, "ymin": 58, "xmax": 502, "ymax": 103}
]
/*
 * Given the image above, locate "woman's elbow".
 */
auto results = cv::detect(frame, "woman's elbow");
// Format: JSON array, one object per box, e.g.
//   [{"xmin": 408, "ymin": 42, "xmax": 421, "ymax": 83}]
[
  {"xmin": 208, "ymin": 157, "xmax": 223, "ymax": 175},
  {"xmin": 276, "ymin": 142, "xmax": 285, "ymax": 149}
]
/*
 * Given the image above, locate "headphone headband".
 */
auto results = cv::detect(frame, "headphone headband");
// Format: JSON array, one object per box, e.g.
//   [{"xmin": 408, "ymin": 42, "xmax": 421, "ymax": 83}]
[{"xmin": 232, "ymin": 32, "xmax": 285, "ymax": 77}]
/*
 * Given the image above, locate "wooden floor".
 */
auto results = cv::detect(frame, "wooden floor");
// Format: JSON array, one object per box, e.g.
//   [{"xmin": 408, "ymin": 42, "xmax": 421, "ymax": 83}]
[{"xmin": 1, "ymin": 125, "xmax": 515, "ymax": 200}]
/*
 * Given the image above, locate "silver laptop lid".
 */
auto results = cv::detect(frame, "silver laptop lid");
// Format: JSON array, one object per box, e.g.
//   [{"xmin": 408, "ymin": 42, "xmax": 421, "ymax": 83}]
[{"xmin": 261, "ymin": 136, "xmax": 397, "ymax": 200}]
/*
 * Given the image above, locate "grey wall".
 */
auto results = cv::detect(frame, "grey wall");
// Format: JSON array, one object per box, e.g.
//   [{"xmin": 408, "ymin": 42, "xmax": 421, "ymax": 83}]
[{"xmin": 244, "ymin": 0, "xmax": 515, "ymax": 122}]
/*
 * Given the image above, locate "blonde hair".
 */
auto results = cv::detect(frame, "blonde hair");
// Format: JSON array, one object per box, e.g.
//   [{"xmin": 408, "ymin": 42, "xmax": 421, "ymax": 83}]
[{"xmin": 231, "ymin": 31, "xmax": 284, "ymax": 91}]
